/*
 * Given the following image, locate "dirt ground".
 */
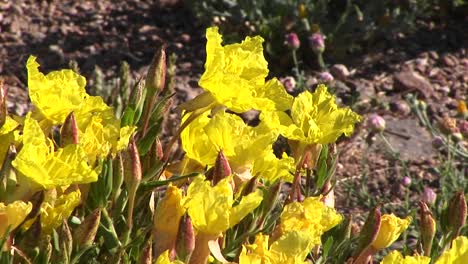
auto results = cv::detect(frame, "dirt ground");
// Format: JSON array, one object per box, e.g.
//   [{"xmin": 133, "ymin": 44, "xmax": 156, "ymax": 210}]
[{"xmin": 1, "ymin": 0, "xmax": 467, "ymax": 216}]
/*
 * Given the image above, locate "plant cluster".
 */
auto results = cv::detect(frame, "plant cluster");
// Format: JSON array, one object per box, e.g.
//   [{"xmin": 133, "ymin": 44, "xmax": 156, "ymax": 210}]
[{"xmin": 0, "ymin": 27, "xmax": 466, "ymax": 264}]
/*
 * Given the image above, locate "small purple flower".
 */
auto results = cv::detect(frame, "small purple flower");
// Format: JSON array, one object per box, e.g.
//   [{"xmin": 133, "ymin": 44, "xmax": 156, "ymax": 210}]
[
  {"xmin": 432, "ymin": 136, "xmax": 444, "ymax": 149},
  {"xmin": 318, "ymin": 71, "xmax": 334, "ymax": 83},
  {"xmin": 280, "ymin": 76, "xmax": 296, "ymax": 92},
  {"xmin": 367, "ymin": 114, "xmax": 386, "ymax": 133},
  {"xmin": 285, "ymin": 33, "xmax": 300, "ymax": 50},
  {"xmin": 309, "ymin": 33, "xmax": 325, "ymax": 54},
  {"xmin": 401, "ymin": 176, "xmax": 412, "ymax": 187},
  {"xmin": 422, "ymin": 187, "xmax": 437, "ymax": 205}
]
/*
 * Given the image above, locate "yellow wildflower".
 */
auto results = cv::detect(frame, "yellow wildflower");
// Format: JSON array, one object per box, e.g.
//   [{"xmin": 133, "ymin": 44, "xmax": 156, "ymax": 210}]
[
  {"xmin": 0, "ymin": 201, "xmax": 32, "ymax": 238},
  {"xmin": 280, "ymin": 196, "xmax": 342, "ymax": 245},
  {"xmin": 185, "ymin": 175, "xmax": 263, "ymax": 236},
  {"xmin": 372, "ymin": 214, "xmax": 411, "ymax": 250},
  {"xmin": 153, "ymin": 184, "xmax": 186, "ymax": 257},
  {"xmin": 183, "ymin": 27, "xmax": 292, "ymax": 113},
  {"xmin": 239, "ymin": 231, "xmax": 312, "ymax": 264},
  {"xmin": 26, "ymin": 56, "xmax": 135, "ymax": 162},
  {"xmin": 12, "ymin": 114, "xmax": 98, "ymax": 189},
  {"xmin": 155, "ymin": 250, "xmax": 184, "ymax": 264},
  {"xmin": 251, "ymin": 152, "xmax": 295, "ymax": 182},
  {"xmin": 267, "ymin": 85, "xmax": 361, "ymax": 145},
  {"xmin": 181, "ymin": 111, "xmax": 279, "ymax": 180},
  {"xmin": 0, "ymin": 116, "xmax": 20, "ymax": 166},
  {"xmin": 380, "ymin": 251, "xmax": 430, "ymax": 264},
  {"xmin": 40, "ymin": 189, "xmax": 81, "ymax": 234},
  {"xmin": 435, "ymin": 236, "xmax": 468, "ymax": 264}
]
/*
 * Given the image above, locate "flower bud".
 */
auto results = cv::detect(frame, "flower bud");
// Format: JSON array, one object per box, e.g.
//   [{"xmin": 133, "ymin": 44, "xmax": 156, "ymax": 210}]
[
  {"xmin": 73, "ymin": 208, "xmax": 102, "ymax": 247},
  {"xmin": 422, "ymin": 187, "xmax": 437, "ymax": 206},
  {"xmin": 321, "ymin": 181, "xmax": 335, "ymax": 208},
  {"xmin": 309, "ymin": 33, "xmax": 325, "ymax": 54},
  {"xmin": 155, "ymin": 137, "xmax": 164, "ymax": 161},
  {"xmin": 401, "ymin": 177, "xmax": 411, "ymax": 187},
  {"xmin": 298, "ymin": 4, "xmax": 307, "ymax": 18},
  {"xmin": 367, "ymin": 114, "xmax": 386, "ymax": 133},
  {"xmin": 280, "ymin": 76, "xmax": 296, "ymax": 93},
  {"xmin": 431, "ymin": 136, "xmax": 444, "ymax": 149},
  {"xmin": 146, "ymin": 45, "xmax": 167, "ymax": 96},
  {"xmin": 285, "ymin": 33, "xmax": 300, "ymax": 50},
  {"xmin": 447, "ymin": 191, "xmax": 467, "ymax": 239},
  {"xmin": 353, "ymin": 206, "xmax": 381, "ymax": 262},
  {"xmin": 60, "ymin": 112, "xmax": 79, "ymax": 146},
  {"xmin": 175, "ymin": 213, "xmax": 195, "ymax": 262},
  {"xmin": 0, "ymin": 79, "xmax": 7, "ymax": 127},
  {"xmin": 319, "ymin": 71, "xmax": 334, "ymax": 83},
  {"xmin": 122, "ymin": 136, "xmax": 142, "ymax": 229},
  {"xmin": 212, "ymin": 150, "xmax": 232, "ymax": 186},
  {"xmin": 419, "ymin": 202, "xmax": 436, "ymax": 256}
]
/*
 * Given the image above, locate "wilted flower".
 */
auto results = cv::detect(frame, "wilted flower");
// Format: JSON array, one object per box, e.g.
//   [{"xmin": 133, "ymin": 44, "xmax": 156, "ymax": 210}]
[
  {"xmin": 280, "ymin": 76, "xmax": 296, "ymax": 93},
  {"xmin": 319, "ymin": 71, "xmax": 334, "ymax": 83},
  {"xmin": 380, "ymin": 250, "xmax": 430, "ymax": 264},
  {"xmin": 367, "ymin": 114, "xmax": 386, "ymax": 133},
  {"xmin": 438, "ymin": 116, "xmax": 458, "ymax": 135},
  {"xmin": 422, "ymin": 187, "xmax": 437, "ymax": 205},
  {"xmin": 457, "ymin": 100, "xmax": 467, "ymax": 117},
  {"xmin": 371, "ymin": 214, "xmax": 411, "ymax": 250},
  {"xmin": 309, "ymin": 33, "xmax": 325, "ymax": 54},
  {"xmin": 285, "ymin": 33, "xmax": 300, "ymax": 50}
]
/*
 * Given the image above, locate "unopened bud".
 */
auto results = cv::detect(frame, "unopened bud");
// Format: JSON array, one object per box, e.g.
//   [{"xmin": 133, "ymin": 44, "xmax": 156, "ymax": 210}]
[
  {"xmin": 309, "ymin": 33, "xmax": 325, "ymax": 54},
  {"xmin": 298, "ymin": 4, "xmax": 307, "ymax": 18},
  {"xmin": 422, "ymin": 187, "xmax": 437, "ymax": 206},
  {"xmin": 122, "ymin": 137, "xmax": 142, "ymax": 230},
  {"xmin": 285, "ymin": 33, "xmax": 300, "ymax": 50},
  {"xmin": 60, "ymin": 112, "xmax": 79, "ymax": 146},
  {"xmin": 401, "ymin": 176, "xmax": 412, "ymax": 187},
  {"xmin": 0, "ymin": 79, "xmax": 6, "ymax": 127},
  {"xmin": 367, "ymin": 114, "xmax": 386, "ymax": 133},
  {"xmin": 73, "ymin": 208, "xmax": 102, "ymax": 247},
  {"xmin": 419, "ymin": 202, "xmax": 436, "ymax": 256},
  {"xmin": 175, "ymin": 213, "xmax": 195, "ymax": 261},
  {"xmin": 431, "ymin": 136, "xmax": 444, "ymax": 149},
  {"xmin": 146, "ymin": 45, "xmax": 167, "ymax": 97},
  {"xmin": 212, "ymin": 150, "xmax": 231, "ymax": 186},
  {"xmin": 447, "ymin": 191, "xmax": 467, "ymax": 239},
  {"xmin": 353, "ymin": 206, "xmax": 381, "ymax": 259},
  {"xmin": 155, "ymin": 137, "xmax": 164, "ymax": 161}
]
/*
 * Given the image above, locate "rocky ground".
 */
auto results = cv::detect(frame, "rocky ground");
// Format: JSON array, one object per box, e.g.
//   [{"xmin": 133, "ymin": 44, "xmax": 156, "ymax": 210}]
[{"xmin": 1, "ymin": 0, "xmax": 467, "ymax": 217}]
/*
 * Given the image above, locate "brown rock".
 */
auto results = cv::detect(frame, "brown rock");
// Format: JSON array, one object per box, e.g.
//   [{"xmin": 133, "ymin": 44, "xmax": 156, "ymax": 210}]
[
  {"xmin": 330, "ymin": 64, "xmax": 350, "ymax": 80},
  {"xmin": 393, "ymin": 71, "xmax": 433, "ymax": 98}
]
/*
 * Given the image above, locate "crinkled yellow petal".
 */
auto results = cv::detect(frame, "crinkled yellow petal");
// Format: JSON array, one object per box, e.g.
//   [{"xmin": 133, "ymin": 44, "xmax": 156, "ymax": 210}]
[
  {"xmin": 281, "ymin": 196, "xmax": 342, "ymax": 245},
  {"xmin": 381, "ymin": 251, "xmax": 431, "ymax": 264},
  {"xmin": 229, "ymin": 189, "xmax": 263, "ymax": 227},
  {"xmin": 435, "ymin": 236, "xmax": 468, "ymax": 264},
  {"xmin": 254, "ymin": 78, "xmax": 293, "ymax": 112},
  {"xmin": 0, "ymin": 116, "xmax": 20, "ymax": 167},
  {"xmin": 41, "ymin": 190, "xmax": 81, "ymax": 234},
  {"xmin": 186, "ymin": 176, "xmax": 232, "ymax": 235},
  {"xmin": 12, "ymin": 114, "xmax": 98, "ymax": 189},
  {"xmin": 252, "ymin": 152, "xmax": 295, "ymax": 182},
  {"xmin": 372, "ymin": 214, "xmax": 411, "ymax": 250},
  {"xmin": 0, "ymin": 201, "xmax": 32, "ymax": 238},
  {"xmin": 27, "ymin": 56, "xmax": 87, "ymax": 124},
  {"xmin": 155, "ymin": 250, "xmax": 184, "ymax": 264},
  {"xmin": 269, "ymin": 231, "xmax": 313, "ymax": 264}
]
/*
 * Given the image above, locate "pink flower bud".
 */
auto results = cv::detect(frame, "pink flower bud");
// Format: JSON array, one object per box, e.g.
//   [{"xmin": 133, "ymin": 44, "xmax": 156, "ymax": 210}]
[
  {"xmin": 280, "ymin": 76, "xmax": 296, "ymax": 92},
  {"xmin": 458, "ymin": 120, "xmax": 468, "ymax": 137},
  {"xmin": 367, "ymin": 114, "xmax": 386, "ymax": 133},
  {"xmin": 309, "ymin": 33, "xmax": 325, "ymax": 54},
  {"xmin": 319, "ymin": 71, "xmax": 334, "ymax": 83},
  {"xmin": 401, "ymin": 176, "xmax": 411, "ymax": 187},
  {"xmin": 432, "ymin": 136, "xmax": 444, "ymax": 149},
  {"xmin": 422, "ymin": 187, "xmax": 437, "ymax": 205},
  {"xmin": 285, "ymin": 33, "xmax": 300, "ymax": 50}
]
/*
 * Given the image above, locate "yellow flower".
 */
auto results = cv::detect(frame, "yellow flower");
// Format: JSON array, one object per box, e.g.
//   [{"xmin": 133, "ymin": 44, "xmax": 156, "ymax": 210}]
[
  {"xmin": 265, "ymin": 85, "xmax": 361, "ymax": 145},
  {"xmin": 185, "ymin": 175, "xmax": 263, "ymax": 236},
  {"xmin": 372, "ymin": 214, "xmax": 411, "ymax": 250},
  {"xmin": 0, "ymin": 116, "xmax": 20, "ymax": 166},
  {"xmin": 280, "ymin": 196, "xmax": 342, "ymax": 245},
  {"xmin": 181, "ymin": 111, "xmax": 279, "ymax": 180},
  {"xmin": 435, "ymin": 236, "xmax": 468, "ymax": 264},
  {"xmin": 155, "ymin": 250, "xmax": 184, "ymax": 264},
  {"xmin": 26, "ymin": 56, "xmax": 135, "ymax": 162},
  {"xmin": 40, "ymin": 189, "xmax": 81, "ymax": 234},
  {"xmin": 380, "ymin": 251, "xmax": 430, "ymax": 264},
  {"xmin": 239, "ymin": 231, "xmax": 312, "ymax": 264},
  {"xmin": 251, "ymin": 152, "xmax": 295, "ymax": 182},
  {"xmin": 0, "ymin": 201, "xmax": 32, "ymax": 238},
  {"xmin": 184, "ymin": 27, "xmax": 292, "ymax": 113},
  {"xmin": 12, "ymin": 114, "xmax": 98, "ymax": 189},
  {"xmin": 153, "ymin": 184, "xmax": 186, "ymax": 257}
]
